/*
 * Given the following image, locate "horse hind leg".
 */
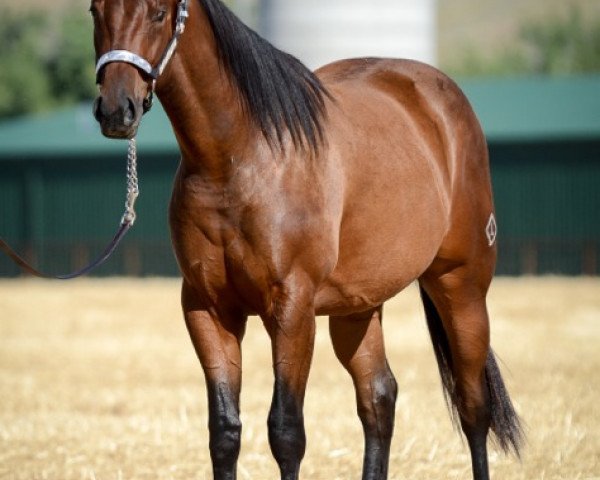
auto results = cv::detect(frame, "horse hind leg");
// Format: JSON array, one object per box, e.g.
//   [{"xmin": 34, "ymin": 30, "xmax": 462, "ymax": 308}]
[
  {"xmin": 329, "ymin": 305, "xmax": 397, "ymax": 480},
  {"xmin": 419, "ymin": 265, "xmax": 523, "ymax": 480}
]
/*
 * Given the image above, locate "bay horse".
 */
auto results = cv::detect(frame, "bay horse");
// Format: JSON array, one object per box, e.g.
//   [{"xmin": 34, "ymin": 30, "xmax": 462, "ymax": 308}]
[{"xmin": 91, "ymin": 0, "xmax": 523, "ymax": 478}]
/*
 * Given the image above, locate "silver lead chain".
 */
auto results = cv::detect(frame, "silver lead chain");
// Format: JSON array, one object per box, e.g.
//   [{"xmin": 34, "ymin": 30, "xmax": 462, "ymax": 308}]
[{"xmin": 122, "ymin": 137, "xmax": 140, "ymax": 225}]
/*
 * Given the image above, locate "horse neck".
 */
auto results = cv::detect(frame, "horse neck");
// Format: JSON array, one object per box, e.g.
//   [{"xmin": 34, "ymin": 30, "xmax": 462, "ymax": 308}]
[{"xmin": 155, "ymin": 3, "xmax": 252, "ymax": 178}]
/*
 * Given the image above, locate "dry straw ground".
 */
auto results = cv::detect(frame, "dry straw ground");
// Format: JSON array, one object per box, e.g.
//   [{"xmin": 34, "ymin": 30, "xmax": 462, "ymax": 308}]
[{"xmin": 0, "ymin": 278, "xmax": 599, "ymax": 479}]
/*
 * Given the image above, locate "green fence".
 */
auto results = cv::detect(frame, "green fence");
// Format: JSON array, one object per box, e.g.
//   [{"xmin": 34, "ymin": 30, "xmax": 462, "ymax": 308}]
[
  {"xmin": 0, "ymin": 153, "xmax": 180, "ymax": 277},
  {"xmin": 1, "ymin": 139, "xmax": 599, "ymax": 277},
  {"xmin": 491, "ymin": 140, "xmax": 600, "ymax": 275}
]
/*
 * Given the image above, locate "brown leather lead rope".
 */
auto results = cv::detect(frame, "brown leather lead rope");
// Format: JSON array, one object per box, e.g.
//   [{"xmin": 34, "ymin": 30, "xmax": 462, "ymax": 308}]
[
  {"xmin": 0, "ymin": 222, "xmax": 132, "ymax": 280},
  {"xmin": 0, "ymin": 138, "xmax": 139, "ymax": 280}
]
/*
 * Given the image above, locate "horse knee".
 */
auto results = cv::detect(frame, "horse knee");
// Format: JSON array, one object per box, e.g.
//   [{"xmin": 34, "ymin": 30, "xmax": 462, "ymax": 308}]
[
  {"xmin": 359, "ymin": 369, "xmax": 398, "ymax": 440},
  {"xmin": 268, "ymin": 405, "xmax": 305, "ymax": 449},
  {"xmin": 268, "ymin": 413, "xmax": 305, "ymax": 462},
  {"xmin": 209, "ymin": 412, "xmax": 242, "ymax": 468},
  {"xmin": 207, "ymin": 383, "xmax": 242, "ymax": 469},
  {"xmin": 268, "ymin": 386, "xmax": 306, "ymax": 469}
]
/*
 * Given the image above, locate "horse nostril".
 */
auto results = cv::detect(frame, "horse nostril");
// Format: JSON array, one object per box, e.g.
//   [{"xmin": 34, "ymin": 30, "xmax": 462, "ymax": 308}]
[
  {"xmin": 93, "ymin": 97, "xmax": 103, "ymax": 122},
  {"xmin": 123, "ymin": 97, "xmax": 137, "ymax": 127}
]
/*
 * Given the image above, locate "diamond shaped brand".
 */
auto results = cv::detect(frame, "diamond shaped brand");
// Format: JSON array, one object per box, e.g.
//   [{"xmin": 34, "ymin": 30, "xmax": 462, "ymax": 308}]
[{"xmin": 486, "ymin": 214, "xmax": 497, "ymax": 246}]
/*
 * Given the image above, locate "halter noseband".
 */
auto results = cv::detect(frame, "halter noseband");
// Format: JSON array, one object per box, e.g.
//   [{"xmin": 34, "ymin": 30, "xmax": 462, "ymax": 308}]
[{"xmin": 95, "ymin": 0, "xmax": 189, "ymax": 112}]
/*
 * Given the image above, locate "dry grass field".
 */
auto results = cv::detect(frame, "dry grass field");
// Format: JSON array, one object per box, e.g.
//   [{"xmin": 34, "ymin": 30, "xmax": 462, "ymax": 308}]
[{"xmin": 0, "ymin": 277, "xmax": 599, "ymax": 479}]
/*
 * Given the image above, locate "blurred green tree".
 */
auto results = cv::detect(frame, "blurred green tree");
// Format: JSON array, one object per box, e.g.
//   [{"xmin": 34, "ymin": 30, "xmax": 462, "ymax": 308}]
[
  {"xmin": 0, "ymin": 10, "xmax": 95, "ymax": 120},
  {"xmin": 447, "ymin": 7, "xmax": 600, "ymax": 77},
  {"xmin": 522, "ymin": 7, "xmax": 600, "ymax": 74},
  {"xmin": 0, "ymin": 12, "xmax": 53, "ymax": 118},
  {"xmin": 47, "ymin": 12, "xmax": 97, "ymax": 105}
]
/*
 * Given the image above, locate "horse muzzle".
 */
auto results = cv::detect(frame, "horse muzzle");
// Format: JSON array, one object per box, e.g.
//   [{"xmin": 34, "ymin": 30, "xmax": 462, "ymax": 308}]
[{"xmin": 93, "ymin": 94, "xmax": 141, "ymax": 140}]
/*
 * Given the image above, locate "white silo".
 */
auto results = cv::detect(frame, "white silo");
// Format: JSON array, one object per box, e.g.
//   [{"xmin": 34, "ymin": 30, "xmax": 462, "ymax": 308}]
[{"xmin": 259, "ymin": 0, "xmax": 437, "ymax": 69}]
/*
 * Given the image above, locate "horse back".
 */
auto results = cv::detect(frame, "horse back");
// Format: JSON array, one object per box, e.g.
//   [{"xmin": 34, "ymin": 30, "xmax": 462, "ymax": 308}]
[{"xmin": 317, "ymin": 57, "xmax": 488, "ymax": 200}]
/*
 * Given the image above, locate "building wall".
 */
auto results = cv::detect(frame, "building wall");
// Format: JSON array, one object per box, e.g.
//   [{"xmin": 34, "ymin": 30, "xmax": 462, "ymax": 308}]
[{"xmin": 259, "ymin": 0, "xmax": 437, "ymax": 69}]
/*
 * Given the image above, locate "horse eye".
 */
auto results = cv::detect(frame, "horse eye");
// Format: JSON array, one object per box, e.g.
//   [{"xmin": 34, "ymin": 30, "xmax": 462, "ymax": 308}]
[{"xmin": 154, "ymin": 9, "xmax": 167, "ymax": 22}]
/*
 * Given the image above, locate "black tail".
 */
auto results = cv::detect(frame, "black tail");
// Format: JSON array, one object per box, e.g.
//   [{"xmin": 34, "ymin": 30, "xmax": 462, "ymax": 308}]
[{"xmin": 419, "ymin": 285, "xmax": 524, "ymax": 457}]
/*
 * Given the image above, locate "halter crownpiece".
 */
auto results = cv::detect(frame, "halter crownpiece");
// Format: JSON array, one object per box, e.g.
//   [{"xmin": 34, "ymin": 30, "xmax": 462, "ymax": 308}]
[{"xmin": 95, "ymin": 0, "xmax": 189, "ymax": 87}]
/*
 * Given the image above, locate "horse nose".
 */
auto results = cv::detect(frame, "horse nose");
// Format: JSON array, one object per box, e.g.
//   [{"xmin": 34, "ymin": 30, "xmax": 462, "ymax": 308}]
[
  {"xmin": 93, "ymin": 94, "xmax": 139, "ymax": 132},
  {"xmin": 93, "ymin": 96, "xmax": 103, "ymax": 122},
  {"xmin": 122, "ymin": 97, "xmax": 136, "ymax": 127}
]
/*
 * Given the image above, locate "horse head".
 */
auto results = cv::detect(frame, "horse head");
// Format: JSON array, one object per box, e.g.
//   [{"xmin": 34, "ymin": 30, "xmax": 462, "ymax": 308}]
[{"xmin": 91, "ymin": 0, "xmax": 188, "ymax": 139}]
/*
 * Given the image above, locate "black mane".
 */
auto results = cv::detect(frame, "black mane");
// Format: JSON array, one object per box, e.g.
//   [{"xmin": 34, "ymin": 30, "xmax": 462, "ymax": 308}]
[{"xmin": 200, "ymin": 0, "xmax": 329, "ymax": 153}]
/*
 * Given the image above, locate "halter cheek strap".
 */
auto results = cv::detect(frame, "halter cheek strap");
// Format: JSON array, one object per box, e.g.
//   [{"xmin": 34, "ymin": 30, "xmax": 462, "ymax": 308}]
[{"xmin": 95, "ymin": 0, "xmax": 189, "ymax": 110}]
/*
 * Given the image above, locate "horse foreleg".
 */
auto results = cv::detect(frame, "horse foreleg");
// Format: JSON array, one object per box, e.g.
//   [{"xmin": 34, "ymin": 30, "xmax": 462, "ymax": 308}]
[
  {"xmin": 262, "ymin": 276, "xmax": 317, "ymax": 480},
  {"xmin": 329, "ymin": 306, "xmax": 397, "ymax": 480},
  {"xmin": 183, "ymin": 283, "xmax": 247, "ymax": 480}
]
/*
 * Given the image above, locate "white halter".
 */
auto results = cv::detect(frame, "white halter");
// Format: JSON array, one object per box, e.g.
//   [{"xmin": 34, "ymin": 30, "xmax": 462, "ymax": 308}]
[{"xmin": 95, "ymin": 0, "xmax": 189, "ymax": 88}]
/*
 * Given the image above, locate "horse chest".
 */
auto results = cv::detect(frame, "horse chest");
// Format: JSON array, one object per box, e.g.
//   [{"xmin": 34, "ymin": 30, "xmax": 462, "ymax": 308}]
[
  {"xmin": 172, "ymin": 195, "xmax": 326, "ymax": 314},
  {"xmin": 170, "ymin": 206, "xmax": 268, "ymax": 300},
  {"xmin": 170, "ymin": 157, "xmax": 340, "ymax": 312}
]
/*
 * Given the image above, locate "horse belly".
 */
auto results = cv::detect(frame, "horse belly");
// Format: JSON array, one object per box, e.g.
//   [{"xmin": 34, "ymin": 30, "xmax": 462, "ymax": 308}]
[
  {"xmin": 315, "ymin": 196, "xmax": 446, "ymax": 316},
  {"xmin": 315, "ymin": 98, "xmax": 449, "ymax": 316}
]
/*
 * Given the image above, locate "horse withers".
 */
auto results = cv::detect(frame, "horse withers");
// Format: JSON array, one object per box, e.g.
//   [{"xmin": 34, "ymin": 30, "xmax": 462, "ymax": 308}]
[{"xmin": 91, "ymin": 0, "xmax": 523, "ymax": 479}]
